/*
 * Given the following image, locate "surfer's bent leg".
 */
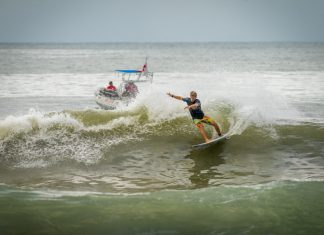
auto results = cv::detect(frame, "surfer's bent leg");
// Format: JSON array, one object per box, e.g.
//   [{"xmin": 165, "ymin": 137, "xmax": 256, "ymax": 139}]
[
  {"xmin": 202, "ymin": 116, "xmax": 222, "ymax": 137},
  {"xmin": 194, "ymin": 119, "xmax": 210, "ymax": 143}
]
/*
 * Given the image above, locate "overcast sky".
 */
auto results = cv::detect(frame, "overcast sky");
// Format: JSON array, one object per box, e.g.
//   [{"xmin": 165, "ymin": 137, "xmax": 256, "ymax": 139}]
[{"xmin": 0, "ymin": 0, "xmax": 324, "ymax": 42}]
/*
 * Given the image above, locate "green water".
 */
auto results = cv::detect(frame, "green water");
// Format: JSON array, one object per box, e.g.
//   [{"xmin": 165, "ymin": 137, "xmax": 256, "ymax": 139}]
[{"xmin": 1, "ymin": 182, "xmax": 324, "ymax": 235}]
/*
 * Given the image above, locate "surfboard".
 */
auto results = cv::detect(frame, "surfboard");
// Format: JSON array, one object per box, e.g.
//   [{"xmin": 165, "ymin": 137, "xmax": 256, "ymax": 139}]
[{"xmin": 192, "ymin": 132, "xmax": 230, "ymax": 149}]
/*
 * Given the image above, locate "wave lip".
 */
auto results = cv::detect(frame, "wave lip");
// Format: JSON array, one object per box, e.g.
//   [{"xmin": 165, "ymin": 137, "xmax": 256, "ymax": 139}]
[{"xmin": 0, "ymin": 109, "xmax": 83, "ymax": 139}]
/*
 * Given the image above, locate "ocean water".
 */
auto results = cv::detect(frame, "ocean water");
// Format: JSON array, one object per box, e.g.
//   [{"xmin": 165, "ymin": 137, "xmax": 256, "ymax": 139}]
[{"xmin": 0, "ymin": 43, "xmax": 324, "ymax": 235}]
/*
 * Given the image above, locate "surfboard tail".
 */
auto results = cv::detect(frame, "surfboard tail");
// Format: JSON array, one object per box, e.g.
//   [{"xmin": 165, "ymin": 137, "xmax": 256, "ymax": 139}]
[{"xmin": 192, "ymin": 132, "xmax": 230, "ymax": 149}]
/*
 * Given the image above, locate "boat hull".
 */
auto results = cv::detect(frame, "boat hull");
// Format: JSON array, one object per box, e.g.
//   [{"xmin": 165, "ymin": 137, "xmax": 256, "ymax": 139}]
[{"xmin": 95, "ymin": 88, "xmax": 133, "ymax": 110}]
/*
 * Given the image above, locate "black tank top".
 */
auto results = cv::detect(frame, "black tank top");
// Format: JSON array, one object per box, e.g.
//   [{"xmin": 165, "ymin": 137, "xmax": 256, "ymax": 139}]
[{"xmin": 183, "ymin": 98, "xmax": 205, "ymax": 119}]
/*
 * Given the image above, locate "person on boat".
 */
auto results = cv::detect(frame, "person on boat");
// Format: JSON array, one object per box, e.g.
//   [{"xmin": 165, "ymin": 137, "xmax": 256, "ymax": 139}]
[
  {"xmin": 106, "ymin": 81, "xmax": 117, "ymax": 91},
  {"xmin": 167, "ymin": 91, "xmax": 222, "ymax": 143},
  {"xmin": 141, "ymin": 63, "xmax": 147, "ymax": 73},
  {"xmin": 123, "ymin": 81, "xmax": 138, "ymax": 97}
]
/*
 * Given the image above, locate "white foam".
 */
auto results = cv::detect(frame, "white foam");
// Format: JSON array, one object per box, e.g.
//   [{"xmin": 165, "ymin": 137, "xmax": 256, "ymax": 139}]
[
  {"xmin": 108, "ymin": 72, "xmax": 306, "ymax": 137},
  {"xmin": 0, "ymin": 71, "xmax": 321, "ymax": 142},
  {"xmin": 2, "ymin": 70, "xmax": 321, "ymax": 126},
  {"xmin": 0, "ymin": 109, "xmax": 83, "ymax": 139}
]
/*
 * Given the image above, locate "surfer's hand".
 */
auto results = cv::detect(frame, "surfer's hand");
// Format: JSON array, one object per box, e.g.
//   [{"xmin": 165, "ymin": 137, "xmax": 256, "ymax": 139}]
[
  {"xmin": 167, "ymin": 92, "xmax": 173, "ymax": 97},
  {"xmin": 184, "ymin": 106, "xmax": 189, "ymax": 109}
]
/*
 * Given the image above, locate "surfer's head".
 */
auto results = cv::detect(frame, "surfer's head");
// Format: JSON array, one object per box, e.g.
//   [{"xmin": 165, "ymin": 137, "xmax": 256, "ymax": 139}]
[
  {"xmin": 109, "ymin": 81, "xmax": 113, "ymax": 85},
  {"xmin": 190, "ymin": 91, "xmax": 197, "ymax": 101}
]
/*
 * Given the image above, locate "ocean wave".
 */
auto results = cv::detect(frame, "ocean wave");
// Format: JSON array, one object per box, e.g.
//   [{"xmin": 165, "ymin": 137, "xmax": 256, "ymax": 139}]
[
  {"xmin": 1, "ymin": 101, "xmax": 323, "ymax": 171},
  {"xmin": 0, "ymin": 102, "xmax": 243, "ymax": 169},
  {"xmin": 0, "ymin": 103, "xmax": 243, "ymax": 140}
]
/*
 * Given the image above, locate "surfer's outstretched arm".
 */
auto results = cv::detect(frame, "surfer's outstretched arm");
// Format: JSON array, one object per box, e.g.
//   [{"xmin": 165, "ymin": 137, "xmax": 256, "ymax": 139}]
[{"xmin": 167, "ymin": 92, "xmax": 183, "ymax": 101}]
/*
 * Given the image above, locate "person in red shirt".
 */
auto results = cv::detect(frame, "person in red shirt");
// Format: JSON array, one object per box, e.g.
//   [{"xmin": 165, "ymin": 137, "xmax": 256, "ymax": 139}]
[{"xmin": 106, "ymin": 81, "xmax": 116, "ymax": 91}]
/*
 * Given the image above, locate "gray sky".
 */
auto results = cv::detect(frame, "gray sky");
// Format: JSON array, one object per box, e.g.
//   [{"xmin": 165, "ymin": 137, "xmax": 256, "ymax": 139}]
[{"xmin": 0, "ymin": 0, "xmax": 324, "ymax": 42}]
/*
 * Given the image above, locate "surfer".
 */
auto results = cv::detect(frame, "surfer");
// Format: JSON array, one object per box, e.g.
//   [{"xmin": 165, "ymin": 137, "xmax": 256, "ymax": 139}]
[{"xmin": 167, "ymin": 91, "xmax": 222, "ymax": 143}]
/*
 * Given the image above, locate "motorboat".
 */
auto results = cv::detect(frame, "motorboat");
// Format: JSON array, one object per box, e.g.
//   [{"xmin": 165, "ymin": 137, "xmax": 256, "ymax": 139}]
[{"xmin": 95, "ymin": 59, "xmax": 153, "ymax": 110}]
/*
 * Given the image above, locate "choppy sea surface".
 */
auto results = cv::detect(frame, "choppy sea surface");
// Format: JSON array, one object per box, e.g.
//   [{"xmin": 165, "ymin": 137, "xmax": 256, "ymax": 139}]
[{"xmin": 1, "ymin": 43, "xmax": 324, "ymax": 235}]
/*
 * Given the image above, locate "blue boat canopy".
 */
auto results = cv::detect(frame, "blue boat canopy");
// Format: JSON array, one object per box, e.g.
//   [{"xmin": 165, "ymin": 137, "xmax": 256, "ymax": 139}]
[{"xmin": 115, "ymin": 70, "xmax": 142, "ymax": 73}]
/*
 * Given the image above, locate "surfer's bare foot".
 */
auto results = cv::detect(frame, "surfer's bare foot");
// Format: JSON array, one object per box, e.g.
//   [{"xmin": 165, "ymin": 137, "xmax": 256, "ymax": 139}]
[
  {"xmin": 205, "ymin": 139, "xmax": 211, "ymax": 143},
  {"xmin": 218, "ymin": 132, "xmax": 222, "ymax": 137}
]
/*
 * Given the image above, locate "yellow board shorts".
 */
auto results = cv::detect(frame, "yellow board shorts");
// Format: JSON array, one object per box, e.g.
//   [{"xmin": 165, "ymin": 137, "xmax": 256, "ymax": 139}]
[{"xmin": 193, "ymin": 116, "xmax": 215, "ymax": 127}]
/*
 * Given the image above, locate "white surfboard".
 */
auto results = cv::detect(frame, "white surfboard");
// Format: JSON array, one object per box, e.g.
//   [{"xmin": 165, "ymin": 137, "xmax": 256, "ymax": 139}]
[{"xmin": 192, "ymin": 132, "xmax": 230, "ymax": 149}]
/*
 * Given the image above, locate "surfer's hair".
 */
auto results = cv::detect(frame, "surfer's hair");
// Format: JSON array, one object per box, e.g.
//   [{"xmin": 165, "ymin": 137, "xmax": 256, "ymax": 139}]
[
  {"xmin": 109, "ymin": 81, "xmax": 113, "ymax": 85},
  {"xmin": 190, "ymin": 91, "xmax": 197, "ymax": 97}
]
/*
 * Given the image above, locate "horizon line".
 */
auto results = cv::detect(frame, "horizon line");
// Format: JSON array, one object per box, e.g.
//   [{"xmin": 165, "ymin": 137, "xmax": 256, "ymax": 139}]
[{"xmin": 0, "ymin": 40, "xmax": 324, "ymax": 44}]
